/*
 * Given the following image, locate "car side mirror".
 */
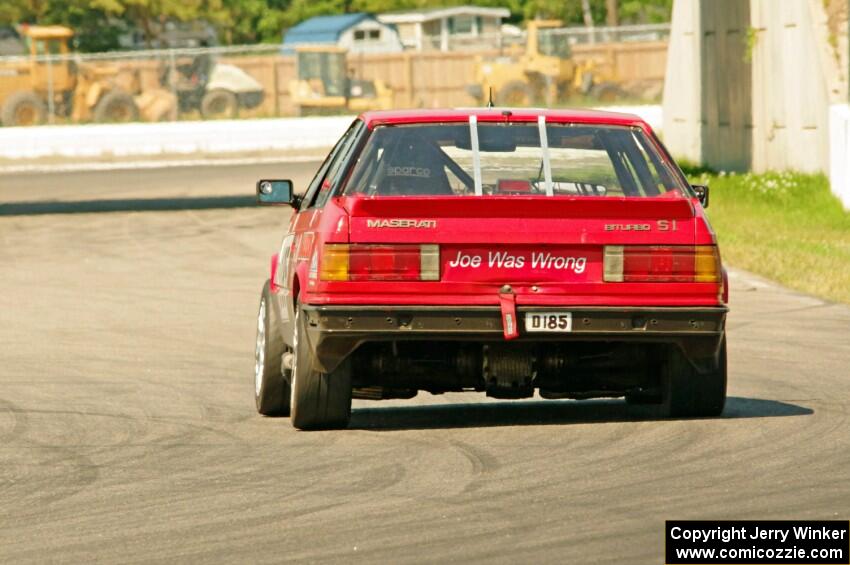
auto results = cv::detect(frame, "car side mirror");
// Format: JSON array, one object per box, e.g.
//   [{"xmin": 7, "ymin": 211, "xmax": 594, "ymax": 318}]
[
  {"xmin": 257, "ymin": 179, "xmax": 299, "ymax": 208},
  {"xmin": 691, "ymin": 184, "xmax": 709, "ymax": 209}
]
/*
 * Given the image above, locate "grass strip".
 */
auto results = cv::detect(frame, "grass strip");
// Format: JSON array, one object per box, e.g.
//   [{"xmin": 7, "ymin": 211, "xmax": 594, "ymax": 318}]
[{"xmin": 683, "ymin": 167, "xmax": 850, "ymax": 304}]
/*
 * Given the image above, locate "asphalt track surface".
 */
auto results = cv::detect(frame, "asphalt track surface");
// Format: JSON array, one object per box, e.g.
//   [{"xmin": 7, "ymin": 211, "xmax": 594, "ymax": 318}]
[{"xmin": 1, "ymin": 164, "xmax": 849, "ymax": 564}]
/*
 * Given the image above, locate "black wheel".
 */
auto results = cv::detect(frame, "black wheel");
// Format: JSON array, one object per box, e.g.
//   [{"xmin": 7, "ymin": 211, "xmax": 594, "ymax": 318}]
[
  {"xmin": 590, "ymin": 82, "xmax": 623, "ymax": 103},
  {"xmin": 200, "ymin": 89, "xmax": 238, "ymax": 119},
  {"xmin": 93, "ymin": 91, "xmax": 139, "ymax": 123},
  {"xmin": 625, "ymin": 387, "xmax": 662, "ymax": 406},
  {"xmin": 1, "ymin": 91, "xmax": 47, "ymax": 127},
  {"xmin": 238, "ymin": 90, "xmax": 264, "ymax": 110},
  {"xmin": 254, "ymin": 281, "xmax": 290, "ymax": 416},
  {"xmin": 626, "ymin": 339, "xmax": 726, "ymax": 418},
  {"xmin": 289, "ymin": 303, "xmax": 352, "ymax": 430},
  {"xmin": 496, "ymin": 81, "xmax": 533, "ymax": 106},
  {"xmin": 666, "ymin": 337, "xmax": 727, "ymax": 417}
]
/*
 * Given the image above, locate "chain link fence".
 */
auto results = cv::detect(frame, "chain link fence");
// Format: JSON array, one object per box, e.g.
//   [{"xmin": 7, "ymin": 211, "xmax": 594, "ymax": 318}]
[
  {"xmin": 415, "ymin": 24, "xmax": 670, "ymax": 52},
  {"xmin": 537, "ymin": 23, "xmax": 670, "ymax": 45},
  {"xmin": 0, "ymin": 23, "xmax": 670, "ymax": 127},
  {"xmin": 0, "ymin": 44, "xmax": 283, "ymax": 127}
]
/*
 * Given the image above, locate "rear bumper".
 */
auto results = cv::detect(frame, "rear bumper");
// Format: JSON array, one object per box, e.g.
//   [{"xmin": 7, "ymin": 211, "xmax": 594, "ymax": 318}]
[{"xmin": 301, "ymin": 305, "xmax": 727, "ymax": 372}]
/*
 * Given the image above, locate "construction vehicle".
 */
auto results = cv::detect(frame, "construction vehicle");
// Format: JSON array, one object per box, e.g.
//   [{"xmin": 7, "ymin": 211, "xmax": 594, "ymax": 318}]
[
  {"xmin": 161, "ymin": 52, "xmax": 265, "ymax": 119},
  {"xmin": 288, "ymin": 46, "xmax": 393, "ymax": 116},
  {"xmin": 0, "ymin": 25, "xmax": 176, "ymax": 127},
  {"xmin": 467, "ymin": 20, "xmax": 623, "ymax": 107}
]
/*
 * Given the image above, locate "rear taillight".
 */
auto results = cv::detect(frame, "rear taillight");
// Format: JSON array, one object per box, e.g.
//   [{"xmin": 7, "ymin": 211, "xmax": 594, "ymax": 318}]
[
  {"xmin": 603, "ymin": 245, "xmax": 721, "ymax": 283},
  {"xmin": 320, "ymin": 244, "xmax": 440, "ymax": 282}
]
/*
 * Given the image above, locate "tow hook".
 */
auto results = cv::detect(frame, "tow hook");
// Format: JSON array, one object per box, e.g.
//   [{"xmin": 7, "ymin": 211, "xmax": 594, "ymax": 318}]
[{"xmin": 499, "ymin": 285, "xmax": 519, "ymax": 340}]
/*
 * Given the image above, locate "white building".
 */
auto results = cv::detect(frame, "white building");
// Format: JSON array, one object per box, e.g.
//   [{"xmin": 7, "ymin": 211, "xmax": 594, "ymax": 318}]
[
  {"xmin": 282, "ymin": 13, "xmax": 403, "ymax": 54},
  {"xmin": 378, "ymin": 6, "xmax": 511, "ymax": 51}
]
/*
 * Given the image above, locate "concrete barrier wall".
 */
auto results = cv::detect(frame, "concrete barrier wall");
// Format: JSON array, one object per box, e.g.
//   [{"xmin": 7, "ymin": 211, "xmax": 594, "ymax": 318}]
[
  {"xmin": 0, "ymin": 116, "xmax": 356, "ymax": 161},
  {"xmin": 750, "ymin": 0, "xmax": 832, "ymax": 173},
  {"xmin": 0, "ymin": 106, "xmax": 663, "ymax": 163},
  {"xmin": 663, "ymin": 0, "xmax": 849, "ymax": 208},
  {"xmin": 664, "ymin": 0, "xmax": 835, "ymax": 173},
  {"xmin": 830, "ymin": 104, "xmax": 850, "ymax": 209}
]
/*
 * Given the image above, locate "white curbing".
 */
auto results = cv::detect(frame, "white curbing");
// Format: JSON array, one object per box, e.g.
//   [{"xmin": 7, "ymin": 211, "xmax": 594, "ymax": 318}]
[
  {"xmin": 0, "ymin": 116, "xmax": 356, "ymax": 160},
  {"xmin": 0, "ymin": 106, "xmax": 664, "ymax": 167},
  {"xmin": 0, "ymin": 155, "xmax": 323, "ymax": 175}
]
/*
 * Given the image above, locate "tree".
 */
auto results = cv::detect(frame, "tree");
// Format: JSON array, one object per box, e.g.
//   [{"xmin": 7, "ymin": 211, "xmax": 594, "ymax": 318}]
[
  {"xmin": 606, "ymin": 0, "xmax": 618, "ymax": 26},
  {"xmin": 0, "ymin": 0, "xmax": 673, "ymax": 51},
  {"xmin": 619, "ymin": 0, "xmax": 673, "ymax": 24},
  {"xmin": 215, "ymin": 0, "xmax": 289, "ymax": 44},
  {"xmin": 0, "ymin": 0, "xmax": 30, "ymax": 25},
  {"xmin": 115, "ymin": 0, "xmax": 216, "ymax": 47},
  {"xmin": 522, "ymin": 0, "xmax": 670, "ymax": 26}
]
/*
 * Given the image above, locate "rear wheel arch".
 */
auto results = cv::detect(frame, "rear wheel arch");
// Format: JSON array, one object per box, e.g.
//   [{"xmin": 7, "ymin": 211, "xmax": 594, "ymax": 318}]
[
  {"xmin": 269, "ymin": 253, "xmax": 280, "ymax": 290},
  {"xmin": 291, "ymin": 275, "xmax": 302, "ymax": 312},
  {"xmin": 280, "ymin": 273, "xmax": 303, "ymax": 347}
]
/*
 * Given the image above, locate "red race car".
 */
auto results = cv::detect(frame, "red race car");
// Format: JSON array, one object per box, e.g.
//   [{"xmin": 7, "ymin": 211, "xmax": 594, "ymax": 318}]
[{"xmin": 254, "ymin": 108, "xmax": 727, "ymax": 430}]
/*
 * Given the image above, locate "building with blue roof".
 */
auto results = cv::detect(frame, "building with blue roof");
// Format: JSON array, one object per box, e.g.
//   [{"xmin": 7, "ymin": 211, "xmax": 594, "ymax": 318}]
[{"xmin": 282, "ymin": 13, "xmax": 403, "ymax": 54}]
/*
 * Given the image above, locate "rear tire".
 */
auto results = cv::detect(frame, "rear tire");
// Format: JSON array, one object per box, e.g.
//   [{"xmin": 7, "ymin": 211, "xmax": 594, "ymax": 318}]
[
  {"xmin": 626, "ymin": 339, "xmax": 726, "ymax": 418},
  {"xmin": 289, "ymin": 304, "xmax": 352, "ymax": 430},
  {"xmin": 201, "ymin": 89, "xmax": 238, "ymax": 119},
  {"xmin": 93, "ymin": 91, "xmax": 139, "ymax": 123},
  {"xmin": 496, "ymin": 81, "xmax": 533, "ymax": 106},
  {"xmin": 666, "ymin": 337, "xmax": 727, "ymax": 417},
  {"xmin": 590, "ymin": 82, "xmax": 623, "ymax": 103},
  {"xmin": 254, "ymin": 281, "xmax": 290, "ymax": 416},
  {"xmin": 1, "ymin": 91, "xmax": 47, "ymax": 127},
  {"xmin": 625, "ymin": 388, "xmax": 662, "ymax": 406}
]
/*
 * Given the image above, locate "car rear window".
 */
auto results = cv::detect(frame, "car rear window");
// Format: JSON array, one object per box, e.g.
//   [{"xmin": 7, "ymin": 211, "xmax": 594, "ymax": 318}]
[{"xmin": 343, "ymin": 121, "xmax": 687, "ymax": 198}]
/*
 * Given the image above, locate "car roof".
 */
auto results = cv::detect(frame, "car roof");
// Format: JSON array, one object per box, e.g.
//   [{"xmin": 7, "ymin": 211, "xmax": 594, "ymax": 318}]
[{"xmin": 359, "ymin": 107, "xmax": 649, "ymax": 130}]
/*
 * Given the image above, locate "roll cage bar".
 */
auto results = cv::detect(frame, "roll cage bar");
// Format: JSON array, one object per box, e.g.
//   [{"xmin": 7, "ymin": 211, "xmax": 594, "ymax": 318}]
[{"xmin": 336, "ymin": 118, "xmax": 686, "ymax": 199}]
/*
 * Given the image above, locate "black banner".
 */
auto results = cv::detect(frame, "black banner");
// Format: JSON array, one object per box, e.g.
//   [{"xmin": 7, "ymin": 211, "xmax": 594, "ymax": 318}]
[{"xmin": 666, "ymin": 521, "xmax": 849, "ymax": 564}]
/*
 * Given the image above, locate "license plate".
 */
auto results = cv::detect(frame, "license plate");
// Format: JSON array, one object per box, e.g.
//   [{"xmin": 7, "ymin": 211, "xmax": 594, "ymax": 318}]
[{"xmin": 524, "ymin": 311, "xmax": 572, "ymax": 332}]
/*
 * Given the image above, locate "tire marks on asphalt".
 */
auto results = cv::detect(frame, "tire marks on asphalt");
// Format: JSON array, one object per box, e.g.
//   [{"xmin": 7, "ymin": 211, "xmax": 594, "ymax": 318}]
[{"xmin": 1, "ymin": 167, "xmax": 848, "ymax": 563}]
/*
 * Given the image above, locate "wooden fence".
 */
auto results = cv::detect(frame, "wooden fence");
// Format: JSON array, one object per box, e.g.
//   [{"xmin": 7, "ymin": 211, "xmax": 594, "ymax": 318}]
[
  {"xmin": 29, "ymin": 40, "xmax": 666, "ymax": 122},
  {"xmin": 213, "ymin": 40, "xmax": 668, "ymax": 118},
  {"xmin": 572, "ymin": 41, "xmax": 668, "ymax": 83}
]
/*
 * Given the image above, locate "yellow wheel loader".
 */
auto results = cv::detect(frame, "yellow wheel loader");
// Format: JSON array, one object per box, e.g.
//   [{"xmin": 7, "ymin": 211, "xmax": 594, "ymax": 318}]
[
  {"xmin": 467, "ymin": 20, "xmax": 623, "ymax": 107},
  {"xmin": 288, "ymin": 46, "xmax": 393, "ymax": 116},
  {"xmin": 0, "ymin": 25, "xmax": 175, "ymax": 127}
]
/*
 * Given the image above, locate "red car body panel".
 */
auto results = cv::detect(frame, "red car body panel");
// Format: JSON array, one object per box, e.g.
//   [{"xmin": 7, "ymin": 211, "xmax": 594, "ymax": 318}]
[
  {"xmin": 359, "ymin": 107, "xmax": 648, "ymax": 128},
  {"xmin": 271, "ymin": 109, "xmax": 725, "ymax": 311},
  {"xmin": 256, "ymin": 108, "xmax": 728, "ymax": 421},
  {"xmin": 287, "ymin": 196, "xmax": 721, "ymax": 308},
  {"xmin": 267, "ymin": 108, "xmax": 726, "ymax": 366}
]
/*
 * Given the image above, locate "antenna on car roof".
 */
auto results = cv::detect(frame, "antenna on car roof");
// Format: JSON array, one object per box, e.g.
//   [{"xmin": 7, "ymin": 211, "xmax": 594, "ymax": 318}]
[{"xmin": 487, "ymin": 87, "xmax": 495, "ymax": 108}]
